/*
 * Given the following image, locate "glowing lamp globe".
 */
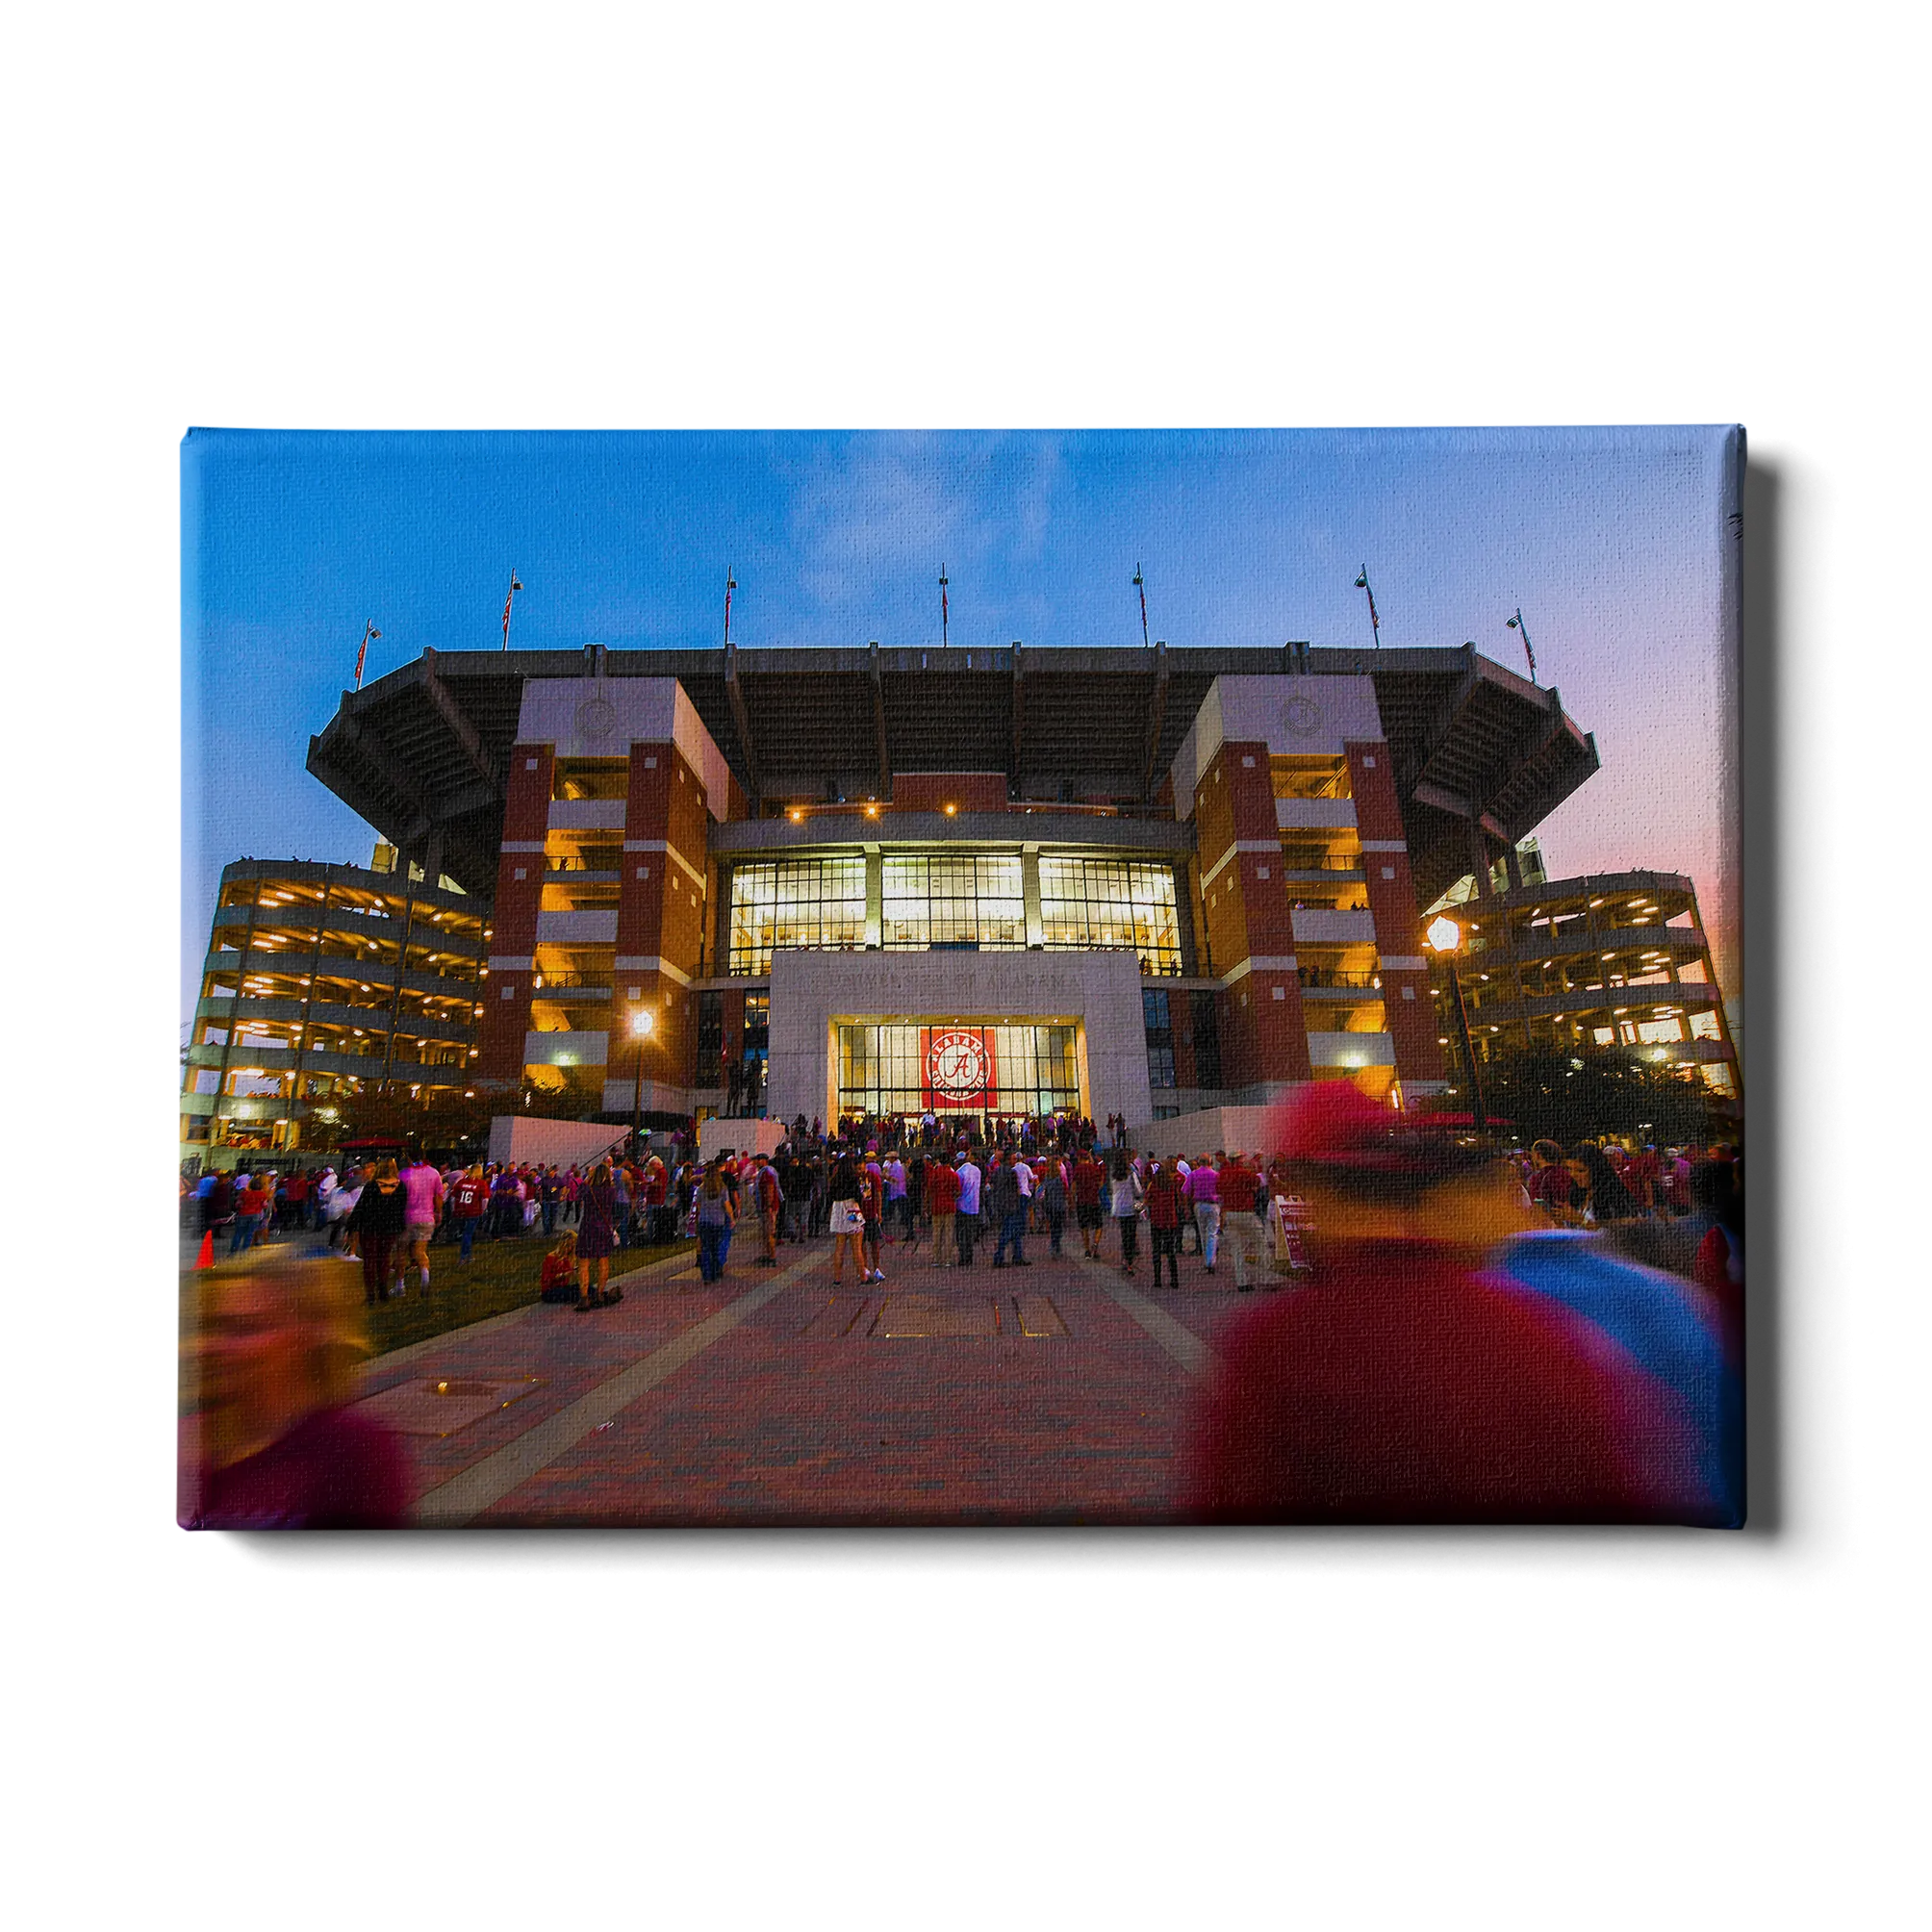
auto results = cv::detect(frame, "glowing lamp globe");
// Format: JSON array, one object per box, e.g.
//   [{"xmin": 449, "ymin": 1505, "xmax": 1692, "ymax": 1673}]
[{"xmin": 1426, "ymin": 915, "xmax": 1462, "ymax": 953}]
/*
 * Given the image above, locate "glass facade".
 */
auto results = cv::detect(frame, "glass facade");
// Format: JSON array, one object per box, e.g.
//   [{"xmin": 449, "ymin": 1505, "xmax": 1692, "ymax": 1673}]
[
  {"xmin": 728, "ymin": 858, "xmax": 866, "ymax": 974},
  {"xmin": 1039, "ymin": 857, "xmax": 1181, "ymax": 970},
  {"xmin": 836, "ymin": 1023, "xmax": 1080, "ymax": 1120},
  {"xmin": 881, "ymin": 855, "xmax": 1025, "ymax": 950}
]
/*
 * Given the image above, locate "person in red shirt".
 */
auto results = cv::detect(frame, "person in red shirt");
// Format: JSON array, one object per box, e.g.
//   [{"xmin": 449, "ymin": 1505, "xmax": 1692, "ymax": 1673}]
[
  {"xmin": 1187, "ymin": 1084, "xmax": 1736, "ymax": 1525},
  {"xmin": 926, "ymin": 1156, "xmax": 961, "ymax": 1268},
  {"xmin": 1145, "ymin": 1157, "xmax": 1184, "ymax": 1290},
  {"xmin": 644, "ymin": 1154, "xmax": 671, "ymax": 1244},
  {"xmin": 450, "ymin": 1163, "xmax": 491, "ymax": 1262},
  {"xmin": 1072, "ymin": 1152, "xmax": 1106, "ymax": 1258},
  {"xmin": 754, "ymin": 1154, "xmax": 783, "ymax": 1266},
  {"xmin": 540, "ymin": 1231, "xmax": 579, "ymax": 1302},
  {"xmin": 1218, "ymin": 1154, "xmax": 1269, "ymax": 1291},
  {"xmin": 1526, "ymin": 1139, "xmax": 1579, "ymax": 1225},
  {"xmin": 228, "ymin": 1174, "xmax": 271, "ymax": 1257},
  {"xmin": 859, "ymin": 1154, "xmax": 886, "ymax": 1284}
]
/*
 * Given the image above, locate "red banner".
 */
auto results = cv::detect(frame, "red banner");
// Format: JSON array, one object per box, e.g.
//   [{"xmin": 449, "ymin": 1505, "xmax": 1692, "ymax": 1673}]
[{"xmin": 921, "ymin": 1027, "xmax": 996, "ymax": 1110}]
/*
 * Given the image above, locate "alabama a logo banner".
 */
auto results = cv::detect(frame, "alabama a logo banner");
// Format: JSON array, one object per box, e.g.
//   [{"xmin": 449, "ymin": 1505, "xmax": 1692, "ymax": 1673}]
[{"xmin": 922, "ymin": 1027, "xmax": 996, "ymax": 1109}]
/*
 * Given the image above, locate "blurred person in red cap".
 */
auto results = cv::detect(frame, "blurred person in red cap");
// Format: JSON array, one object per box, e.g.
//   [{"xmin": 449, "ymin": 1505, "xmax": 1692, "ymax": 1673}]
[
  {"xmin": 1186, "ymin": 1083, "xmax": 1741, "ymax": 1525},
  {"xmin": 181, "ymin": 1251, "xmax": 407, "ymax": 1530}
]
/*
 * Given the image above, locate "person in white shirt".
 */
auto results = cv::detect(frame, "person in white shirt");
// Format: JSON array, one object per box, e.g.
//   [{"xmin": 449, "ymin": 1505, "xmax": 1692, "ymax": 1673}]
[{"xmin": 954, "ymin": 1153, "xmax": 983, "ymax": 1267}]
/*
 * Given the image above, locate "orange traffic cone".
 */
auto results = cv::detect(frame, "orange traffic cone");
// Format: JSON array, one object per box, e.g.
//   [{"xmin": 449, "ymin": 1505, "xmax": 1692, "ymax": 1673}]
[{"xmin": 195, "ymin": 1230, "xmax": 215, "ymax": 1269}]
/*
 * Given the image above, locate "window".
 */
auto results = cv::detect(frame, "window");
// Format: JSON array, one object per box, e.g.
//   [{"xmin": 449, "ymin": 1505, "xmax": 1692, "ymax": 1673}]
[
  {"xmin": 1190, "ymin": 990, "xmax": 1222, "ymax": 1090},
  {"xmin": 695, "ymin": 991, "xmax": 724, "ymax": 1085},
  {"xmin": 835, "ymin": 1022, "xmax": 1080, "ymax": 1119},
  {"xmin": 738, "ymin": 997, "xmax": 769, "ymax": 1058},
  {"xmin": 742, "ymin": 992, "xmax": 770, "ymax": 1071},
  {"xmin": 881, "ymin": 855, "xmax": 1025, "ymax": 950},
  {"xmin": 728, "ymin": 857, "xmax": 866, "ymax": 974},
  {"xmin": 1038, "ymin": 857, "xmax": 1181, "ymax": 970},
  {"xmin": 1144, "ymin": 988, "xmax": 1176, "ymax": 1086}
]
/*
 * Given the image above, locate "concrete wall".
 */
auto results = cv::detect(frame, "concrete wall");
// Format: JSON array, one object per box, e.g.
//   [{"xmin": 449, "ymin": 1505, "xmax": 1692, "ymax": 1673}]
[
  {"xmin": 1135, "ymin": 1104, "xmax": 1286, "ymax": 1159},
  {"xmin": 764, "ymin": 949, "xmax": 1156, "ymax": 1130},
  {"xmin": 698, "ymin": 1116, "xmax": 785, "ymax": 1161},
  {"xmin": 487, "ymin": 1115, "xmax": 630, "ymax": 1168}
]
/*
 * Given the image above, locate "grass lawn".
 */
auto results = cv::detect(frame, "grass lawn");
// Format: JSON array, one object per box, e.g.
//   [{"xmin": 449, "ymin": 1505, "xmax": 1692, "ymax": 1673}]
[{"xmin": 180, "ymin": 1222, "xmax": 696, "ymax": 1358}]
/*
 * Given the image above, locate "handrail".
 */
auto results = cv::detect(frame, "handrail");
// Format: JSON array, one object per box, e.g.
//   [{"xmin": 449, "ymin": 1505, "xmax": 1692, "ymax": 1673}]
[{"xmin": 767, "ymin": 798, "xmax": 1151, "ymax": 824}]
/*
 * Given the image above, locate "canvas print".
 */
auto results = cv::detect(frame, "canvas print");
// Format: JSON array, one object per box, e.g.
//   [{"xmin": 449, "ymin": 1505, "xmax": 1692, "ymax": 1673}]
[{"xmin": 179, "ymin": 427, "xmax": 1745, "ymax": 1528}]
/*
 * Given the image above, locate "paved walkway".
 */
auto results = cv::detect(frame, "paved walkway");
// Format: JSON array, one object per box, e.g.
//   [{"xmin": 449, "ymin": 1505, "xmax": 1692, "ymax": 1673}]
[{"xmin": 350, "ymin": 1222, "xmax": 1278, "ymax": 1526}]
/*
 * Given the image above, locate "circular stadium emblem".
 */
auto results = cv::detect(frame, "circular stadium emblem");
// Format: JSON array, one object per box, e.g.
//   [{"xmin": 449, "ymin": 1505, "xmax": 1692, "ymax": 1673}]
[
  {"xmin": 927, "ymin": 1029, "xmax": 990, "ymax": 1101},
  {"xmin": 574, "ymin": 697, "xmax": 618, "ymax": 746},
  {"xmin": 1284, "ymin": 695, "xmax": 1324, "ymax": 737}
]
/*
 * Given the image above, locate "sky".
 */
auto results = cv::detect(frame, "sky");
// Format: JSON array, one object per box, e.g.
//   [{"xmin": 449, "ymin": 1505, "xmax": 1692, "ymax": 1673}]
[{"xmin": 183, "ymin": 427, "xmax": 1741, "ymax": 1032}]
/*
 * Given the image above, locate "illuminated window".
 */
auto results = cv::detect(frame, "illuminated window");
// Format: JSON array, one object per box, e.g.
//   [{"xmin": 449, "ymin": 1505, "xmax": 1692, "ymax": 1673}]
[
  {"xmin": 1038, "ymin": 857, "xmax": 1180, "ymax": 969},
  {"xmin": 835, "ymin": 1022, "xmax": 1079, "ymax": 1119},
  {"xmin": 728, "ymin": 858, "xmax": 866, "ymax": 974},
  {"xmin": 881, "ymin": 855, "xmax": 1025, "ymax": 951}
]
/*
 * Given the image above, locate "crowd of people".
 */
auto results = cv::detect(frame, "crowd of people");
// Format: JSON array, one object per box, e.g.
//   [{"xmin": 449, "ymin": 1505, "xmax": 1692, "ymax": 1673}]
[{"xmin": 179, "ymin": 1097, "xmax": 1744, "ymax": 1528}]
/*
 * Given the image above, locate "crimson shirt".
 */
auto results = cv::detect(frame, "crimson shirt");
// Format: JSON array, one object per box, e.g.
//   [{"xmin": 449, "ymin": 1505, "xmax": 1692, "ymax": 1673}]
[
  {"xmin": 186, "ymin": 1408, "xmax": 409, "ymax": 1530},
  {"xmin": 1219, "ymin": 1163, "xmax": 1259, "ymax": 1213},
  {"xmin": 1187, "ymin": 1239, "xmax": 1700, "ymax": 1523}
]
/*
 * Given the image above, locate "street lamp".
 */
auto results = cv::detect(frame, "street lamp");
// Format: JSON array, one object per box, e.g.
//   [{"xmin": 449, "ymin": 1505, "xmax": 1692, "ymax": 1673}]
[
  {"xmin": 628, "ymin": 1007, "xmax": 655, "ymax": 1156},
  {"xmin": 1426, "ymin": 914, "xmax": 1488, "ymax": 1133}
]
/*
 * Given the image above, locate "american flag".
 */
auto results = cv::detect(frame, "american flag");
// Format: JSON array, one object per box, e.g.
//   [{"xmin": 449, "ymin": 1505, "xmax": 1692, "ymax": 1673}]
[{"xmin": 501, "ymin": 581, "xmax": 516, "ymax": 648}]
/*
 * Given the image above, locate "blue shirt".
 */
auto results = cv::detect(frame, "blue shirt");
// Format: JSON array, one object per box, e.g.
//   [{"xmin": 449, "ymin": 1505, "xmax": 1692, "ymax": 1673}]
[{"xmin": 1489, "ymin": 1231, "xmax": 1741, "ymax": 1524}]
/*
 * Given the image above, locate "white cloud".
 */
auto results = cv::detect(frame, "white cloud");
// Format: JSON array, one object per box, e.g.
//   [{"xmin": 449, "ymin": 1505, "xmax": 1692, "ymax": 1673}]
[{"xmin": 788, "ymin": 432, "xmax": 1063, "ymax": 615}]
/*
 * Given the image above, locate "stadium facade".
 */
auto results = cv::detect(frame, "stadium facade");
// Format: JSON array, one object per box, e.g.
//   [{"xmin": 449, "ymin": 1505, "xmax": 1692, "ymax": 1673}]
[{"xmin": 302, "ymin": 641, "xmax": 1600, "ymax": 1133}]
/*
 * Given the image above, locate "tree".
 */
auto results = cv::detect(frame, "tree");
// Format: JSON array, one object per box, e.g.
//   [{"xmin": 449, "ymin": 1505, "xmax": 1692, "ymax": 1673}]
[{"xmin": 1428, "ymin": 1045, "xmax": 1721, "ymax": 1146}]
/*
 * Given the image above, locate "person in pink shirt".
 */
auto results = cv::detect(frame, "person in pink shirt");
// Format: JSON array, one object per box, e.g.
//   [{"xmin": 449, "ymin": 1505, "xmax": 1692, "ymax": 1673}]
[
  {"xmin": 397, "ymin": 1155, "xmax": 446, "ymax": 1297},
  {"xmin": 1184, "ymin": 1155, "xmax": 1222, "ymax": 1272}
]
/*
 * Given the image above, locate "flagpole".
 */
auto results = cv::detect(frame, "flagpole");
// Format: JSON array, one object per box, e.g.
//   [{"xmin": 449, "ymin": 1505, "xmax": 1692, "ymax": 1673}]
[
  {"xmin": 724, "ymin": 568, "xmax": 736, "ymax": 648},
  {"xmin": 353, "ymin": 620, "xmax": 381, "ymax": 691},
  {"xmin": 1133, "ymin": 565, "xmax": 1150, "ymax": 648},
  {"xmin": 1507, "ymin": 607, "xmax": 1538, "ymax": 683},
  {"xmin": 501, "ymin": 573, "xmax": 523, "ymax": 650},
  {"xmin": 939, "ymin": 565, "xmax": 949, "ymax": 648},
  {"xmin": 1354, "ymin": 568, "xmax": 1382, "ymax": 649}
]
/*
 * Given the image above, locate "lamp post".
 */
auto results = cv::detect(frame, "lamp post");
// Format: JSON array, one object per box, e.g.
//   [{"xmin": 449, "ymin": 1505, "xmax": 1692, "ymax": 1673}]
[
  {"xmin": 1354, "ymin": 568, "xmax": 1382, "ymax": 648},
  {"xmin": 628, "ymin": 1007, "xmax": 655, "ymax": 1157},
  {"xmin": 1506, "ymin": 607, "xmax": 1538, "ymax": 683},
  {"xmin": 1427, "ymin": 914, "xmax": 1488, "ymax": 1133}
]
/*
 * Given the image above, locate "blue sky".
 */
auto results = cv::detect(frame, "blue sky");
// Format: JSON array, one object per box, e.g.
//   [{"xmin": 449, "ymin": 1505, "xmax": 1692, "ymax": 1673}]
[{"xmin": 183, "ymin": 427, "xmax": 1740, "ymax": 1028}]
